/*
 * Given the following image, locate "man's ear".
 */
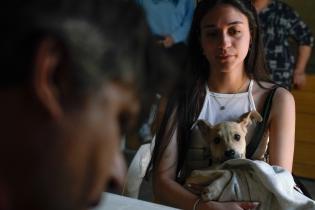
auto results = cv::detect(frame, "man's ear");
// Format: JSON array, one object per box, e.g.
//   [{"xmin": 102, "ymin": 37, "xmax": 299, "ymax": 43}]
[
  {"xmin": 196, "ymin": 120, "xmax": 212, "ymax": 137},
  {"xmin": 33, "ymin": 37, "xmax": 63, "ymax": 120}
]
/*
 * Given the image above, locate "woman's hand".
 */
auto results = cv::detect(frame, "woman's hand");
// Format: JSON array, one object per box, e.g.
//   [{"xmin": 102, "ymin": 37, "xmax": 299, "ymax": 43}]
[
  {"xmin": 199, "ymin": 200, "xmax": 260, "ymax": 210},
  {"xmin": 184, "ymin": 183, "xmax": 207, "ymax": 195},
  {"xmin": 185, "ymin": 183, "xmax": 259, "ymax": 210}
]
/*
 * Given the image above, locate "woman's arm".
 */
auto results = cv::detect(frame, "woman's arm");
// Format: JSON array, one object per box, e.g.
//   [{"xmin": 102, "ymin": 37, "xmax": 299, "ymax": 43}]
[
  {"xmin": 153, "ymin": 128, "xmax": 200, "ymax": 209},
  {"xmin": 268, "ymin": 87, "xmax": 296, "ymax": 171}
]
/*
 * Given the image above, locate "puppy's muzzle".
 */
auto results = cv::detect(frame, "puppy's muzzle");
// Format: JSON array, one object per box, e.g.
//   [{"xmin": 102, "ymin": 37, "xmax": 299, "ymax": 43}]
[{"xmin": 224, "ymin": 149, "xmax": 237, "ymax": 160}]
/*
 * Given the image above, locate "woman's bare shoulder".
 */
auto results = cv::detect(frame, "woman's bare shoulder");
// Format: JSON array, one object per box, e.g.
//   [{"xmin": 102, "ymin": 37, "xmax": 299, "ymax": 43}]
[
  {"xmin": 261, "ymin": 82, "xmax": 294, "ymax": 104},
  {"xmin": 272, "ymin": 86, "xmax": 295, "ymax": 113},
  {"xmin": 252, "ymin": 81, "xmax": 294, "ymax": 112}
]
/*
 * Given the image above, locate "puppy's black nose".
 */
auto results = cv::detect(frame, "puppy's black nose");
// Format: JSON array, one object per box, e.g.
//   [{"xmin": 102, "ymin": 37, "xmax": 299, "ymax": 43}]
[{"xmin": 225, "ymin": 149, "xmax": 235, "ymax": 158}]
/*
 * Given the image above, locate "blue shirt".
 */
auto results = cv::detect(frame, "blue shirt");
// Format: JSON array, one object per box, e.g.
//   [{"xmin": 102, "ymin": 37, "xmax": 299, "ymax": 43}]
[{"xmin": 135, "ymin": 0, "xmax": 195, "ymax": 44}]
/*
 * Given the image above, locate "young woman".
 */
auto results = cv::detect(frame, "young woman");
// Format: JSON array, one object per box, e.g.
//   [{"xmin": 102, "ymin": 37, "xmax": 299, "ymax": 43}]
[{"xmin": 150, "ymin": 0, "xmax": 295, "ymax": 210}]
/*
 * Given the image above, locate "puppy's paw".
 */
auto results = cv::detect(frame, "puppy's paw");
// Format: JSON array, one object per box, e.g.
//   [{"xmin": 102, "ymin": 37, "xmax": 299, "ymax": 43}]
[
  {"xmin": 201, "ymin": 188, "xmax": 211, "ymax": 201},
  {"xmin": 185, "ymin": 176, "xmax": 199, "ymax": 185},
  {"xmin": 191, "ymin": 170, "xmax": 203, "ymax": 176},
  {"xmin": 201, "ymin": 187, "xmax": 221, "ymax": 201}
]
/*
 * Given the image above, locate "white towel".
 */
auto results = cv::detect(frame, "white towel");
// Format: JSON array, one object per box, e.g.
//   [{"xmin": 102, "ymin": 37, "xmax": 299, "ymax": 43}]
[
  {"xmin": 123, "ymin": 137, "xmax": 155, "ymax": 198},
  {"xmin": 193, "ymin": 159, "xmax": 315, "ymax": 210}
]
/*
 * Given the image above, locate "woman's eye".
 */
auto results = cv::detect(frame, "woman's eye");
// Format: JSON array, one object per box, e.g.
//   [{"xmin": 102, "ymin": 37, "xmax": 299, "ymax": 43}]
[
  {"xmin": 214, "ymin": 137, "xmax": 221, "ymax": 144},
  {"xmin": 229, "ymin": 28, "xmax": 241, "ymax": 36},
  {"xmin": 234, "ymin": 134, "xmax": 241, "ymax": 141}
]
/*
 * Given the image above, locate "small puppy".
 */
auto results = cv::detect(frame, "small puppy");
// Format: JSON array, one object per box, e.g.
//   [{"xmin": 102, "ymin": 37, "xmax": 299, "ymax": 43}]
[
  {"xmin": 197, "ymin": 111, "xmax": 262, "ymax": 165},
  {"xmin": 185, "ymin": 111, "xmax": 263, "ymax": 200}
]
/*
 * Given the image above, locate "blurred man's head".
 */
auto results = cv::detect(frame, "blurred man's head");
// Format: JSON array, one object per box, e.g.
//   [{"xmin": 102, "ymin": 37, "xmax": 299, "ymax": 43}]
[{"xmin": 0, "ymin": 0, "xmax": 151, "ymax": 209}]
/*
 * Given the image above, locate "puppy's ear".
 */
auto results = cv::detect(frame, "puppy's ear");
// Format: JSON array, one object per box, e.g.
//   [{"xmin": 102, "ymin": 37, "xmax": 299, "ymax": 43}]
[
  {"xmin": 196, "ymin": 120, "xmax": 212, "ymax": 137},
  {"xmin": 239, "ymin": 111, "xmax": 263, "ymax": 128}
]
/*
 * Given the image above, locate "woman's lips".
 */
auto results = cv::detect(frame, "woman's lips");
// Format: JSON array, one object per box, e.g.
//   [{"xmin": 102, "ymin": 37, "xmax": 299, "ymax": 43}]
[{"xmin": 217, "ymin": 54, "xmax": 232, "ymax": 59}]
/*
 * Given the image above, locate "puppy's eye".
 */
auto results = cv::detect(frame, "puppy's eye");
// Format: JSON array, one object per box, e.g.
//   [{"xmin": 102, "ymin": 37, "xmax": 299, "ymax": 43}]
[
  {"xmin": 234, "ymin": 134, "xmax": 241, "ymax": 141},
  {"xmin": 214, "ymin": 137, "xmax": 221, "ymax": 144}
]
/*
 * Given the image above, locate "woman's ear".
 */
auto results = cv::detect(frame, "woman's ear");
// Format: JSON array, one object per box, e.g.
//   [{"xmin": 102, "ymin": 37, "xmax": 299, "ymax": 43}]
[{"xmin": 32, "ymin": 37, "xmax": 63, "ymax": 120}]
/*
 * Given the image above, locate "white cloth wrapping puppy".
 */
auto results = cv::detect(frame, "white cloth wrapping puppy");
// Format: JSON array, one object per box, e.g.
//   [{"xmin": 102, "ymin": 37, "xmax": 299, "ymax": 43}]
[
  {"xmin": 187, "ymin": 159, "xmax": 315, "ymax": 210},
  {"xmin": 123, "ymin": 137, "xmax": 155, "ymax": 198}
]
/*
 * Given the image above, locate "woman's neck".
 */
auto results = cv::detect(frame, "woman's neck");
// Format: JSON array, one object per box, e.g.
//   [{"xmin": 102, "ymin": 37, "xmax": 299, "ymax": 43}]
[{"xmin": 207, "ymin": 73, "xmax": 249, "ymax": 94}]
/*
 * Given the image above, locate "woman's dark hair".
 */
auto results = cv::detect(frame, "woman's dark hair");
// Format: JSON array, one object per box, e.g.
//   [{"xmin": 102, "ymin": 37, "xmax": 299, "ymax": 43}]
[{"xmin": 149, "ymin": 0, "xmax": 270, "ymax": 183}]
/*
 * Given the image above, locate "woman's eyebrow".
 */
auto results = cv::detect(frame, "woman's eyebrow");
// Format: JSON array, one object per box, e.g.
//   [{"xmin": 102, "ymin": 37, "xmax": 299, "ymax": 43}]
[{"xmin": 202, "ymin": 21, "xmax": 244, "ymax": 29}]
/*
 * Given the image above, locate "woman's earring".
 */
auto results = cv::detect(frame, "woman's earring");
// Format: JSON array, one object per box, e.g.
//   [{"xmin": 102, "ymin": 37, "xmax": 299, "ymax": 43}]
[{"xmin": 248, "ymin": 41, "xmax": 252, "ymax": 51}]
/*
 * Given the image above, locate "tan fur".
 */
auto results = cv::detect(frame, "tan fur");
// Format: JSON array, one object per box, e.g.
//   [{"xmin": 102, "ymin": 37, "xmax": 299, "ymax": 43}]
[{"xmin": 196, "ymin": 111, "xmax": 262, "ymax": 164}]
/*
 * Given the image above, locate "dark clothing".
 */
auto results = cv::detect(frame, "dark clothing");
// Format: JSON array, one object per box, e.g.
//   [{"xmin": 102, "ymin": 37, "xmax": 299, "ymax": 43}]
[{"xmin": 258, "ymin": 0, "xmax": 314, "ymax": 90}]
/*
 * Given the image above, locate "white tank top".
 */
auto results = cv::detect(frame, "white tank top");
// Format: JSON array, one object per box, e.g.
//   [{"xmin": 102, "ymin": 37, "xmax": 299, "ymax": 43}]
[{"xmin": 197, "ymin": 80, "xmax": 256, "ymax": 124}]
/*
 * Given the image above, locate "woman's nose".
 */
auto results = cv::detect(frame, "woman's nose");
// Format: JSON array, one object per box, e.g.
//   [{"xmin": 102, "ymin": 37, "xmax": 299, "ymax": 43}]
[{"xmin": 218, "ymin": 33, "xmax": 231, "ymax": 49}]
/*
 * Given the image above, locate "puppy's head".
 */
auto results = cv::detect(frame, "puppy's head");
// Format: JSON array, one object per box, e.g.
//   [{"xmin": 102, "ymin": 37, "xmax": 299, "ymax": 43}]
[{"xmin": 196, "ymin": 111, "xmax": 262, "ymax": 164}]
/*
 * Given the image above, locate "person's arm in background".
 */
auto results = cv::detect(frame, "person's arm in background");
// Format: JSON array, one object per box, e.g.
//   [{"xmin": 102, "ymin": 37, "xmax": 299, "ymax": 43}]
[
  {"xmin": 163, "ymin": 0, "xmax": 195, "ymax": 47},
  {"xmin": 287, "ymin": 6, "xmax": 314, "ymax": 90},
  {"xmin": 293, "ymin": 45, "xmax": 312, "ymax": 89}
]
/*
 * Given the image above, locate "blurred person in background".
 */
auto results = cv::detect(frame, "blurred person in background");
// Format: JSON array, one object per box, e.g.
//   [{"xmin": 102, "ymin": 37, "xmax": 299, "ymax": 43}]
[
  {"xmin": 134, "ymin": 0, "xmax": 195, "ymax": 143},
  {"xmin": 253, "ymin": 0, "xmax": 314, "ymax": 90},
  {"xmin": 0, "ymin": 0, "xmax": 178, "ymax": 209},
  {"xmin": 135, "ymin": 0, "xmax": 195, "ymax": 71}
]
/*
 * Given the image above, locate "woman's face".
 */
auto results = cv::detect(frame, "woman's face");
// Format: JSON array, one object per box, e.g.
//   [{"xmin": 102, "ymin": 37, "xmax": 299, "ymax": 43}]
[{"xmin": 200, "ymin": 4, "xmax": 251, "ymax": 73}]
